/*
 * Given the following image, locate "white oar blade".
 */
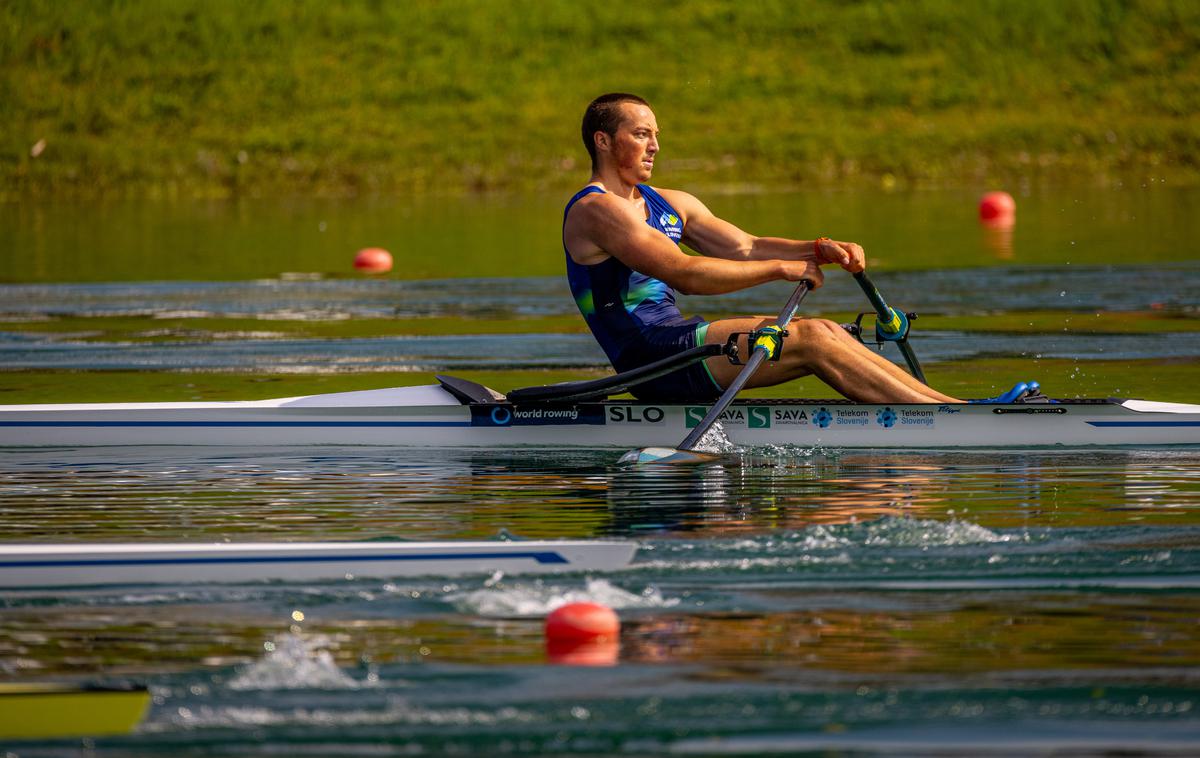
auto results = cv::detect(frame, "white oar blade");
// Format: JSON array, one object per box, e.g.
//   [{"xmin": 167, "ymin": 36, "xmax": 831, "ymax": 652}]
[{"xmin": 618, "ymin": 447, "xmax": 724, "ymax": 466}]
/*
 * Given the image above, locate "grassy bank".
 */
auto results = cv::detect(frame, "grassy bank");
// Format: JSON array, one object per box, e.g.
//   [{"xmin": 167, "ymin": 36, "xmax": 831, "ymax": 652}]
[{"xmin": 2, "ymin": 0, "xmax": 1198, "ymax": 200}]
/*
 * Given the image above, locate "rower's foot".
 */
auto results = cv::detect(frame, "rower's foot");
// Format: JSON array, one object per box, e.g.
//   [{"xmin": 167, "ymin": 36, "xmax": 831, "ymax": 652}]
[
  {"xmin": 1020, "ymin": 381, "xmax": 1058, "ymax": 404},
  {"xmin": 969, "ymin": 381, "xmax": 1053, "ymax": 404}
]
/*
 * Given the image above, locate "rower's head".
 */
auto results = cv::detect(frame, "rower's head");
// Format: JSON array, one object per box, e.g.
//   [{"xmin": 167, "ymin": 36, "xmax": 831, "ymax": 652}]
[{"xmin": 582, "ymin": 93, "xmax": 658, "ymax": 182}]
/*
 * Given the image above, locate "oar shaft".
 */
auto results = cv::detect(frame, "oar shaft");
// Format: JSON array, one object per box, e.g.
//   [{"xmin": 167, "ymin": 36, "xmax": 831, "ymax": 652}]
[
  {"xmin": 678, "ymin": 280, "xmax": 811, "ymax": 451},
  {"xmin": 853, "ymin": 271, "xmax": 902, "ymax": 335},
  {"xmin": 898, "ymin": 341, "xmax": 927, "ymax": 384},
  {"xmin": 852, "ymin": 271, "xmax": 927, "ymax": 383},
  {"xmin": 678, "ymin": 350, "xmax": 766, "ymax": 451}
]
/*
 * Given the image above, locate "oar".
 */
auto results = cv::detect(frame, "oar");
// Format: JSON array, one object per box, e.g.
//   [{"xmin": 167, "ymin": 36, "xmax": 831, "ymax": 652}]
[
  {"xmin": 620, "ymin": 279, "xmax": 813, "ymax": 465},
  {"xmin": 852, "ymin": 271, "xmax": 926, "ymax": 383}
]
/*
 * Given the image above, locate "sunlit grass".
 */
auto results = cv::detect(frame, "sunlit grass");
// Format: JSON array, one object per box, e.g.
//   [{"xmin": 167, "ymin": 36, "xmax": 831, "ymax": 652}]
[{"xmin": 3, "ymin": 0, "xmax": 1197, "ymax": 199}]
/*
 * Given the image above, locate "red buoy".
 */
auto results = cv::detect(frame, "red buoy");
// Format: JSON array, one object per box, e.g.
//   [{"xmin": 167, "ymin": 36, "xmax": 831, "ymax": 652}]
[
  {"xmin": 353, "ymin": 247, "xmax": 393, "ymax": 273},
  {"xmin": 545, "ymin": 602, "xmax": 620, "ymax": 642},
  {"xmin": 979, "ymin": 191, "xmax": 1016, "ymax": 225}
]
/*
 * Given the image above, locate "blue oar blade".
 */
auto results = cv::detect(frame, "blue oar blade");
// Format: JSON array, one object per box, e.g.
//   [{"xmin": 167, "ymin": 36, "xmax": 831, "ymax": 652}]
[{"xmin": 618, "ymin": 447, "xmax": 725, "ymax": 466}]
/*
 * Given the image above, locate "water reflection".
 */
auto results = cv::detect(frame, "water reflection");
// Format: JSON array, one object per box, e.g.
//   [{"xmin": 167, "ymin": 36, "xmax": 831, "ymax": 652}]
[
  {"xmin": 1, "ymin": 447, "xmax": 1197, "ymax": 542},
  {"xmin": 981, "ymin": 218, "xmax": 1015, "ymax": 259},
  {"xmin": 6, "ymin": 583, "xmax": 1198, "ymax": 676},
  {"xmin": 5, "ymin": 188, "xmax": 1198, "ymax": 283}
]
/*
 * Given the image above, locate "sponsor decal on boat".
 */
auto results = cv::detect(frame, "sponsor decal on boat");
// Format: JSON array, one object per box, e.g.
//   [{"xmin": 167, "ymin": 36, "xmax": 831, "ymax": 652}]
[
  {"xmin": 772, "ymin": 408, "xmax": 811, "ymax": 426},
  {"xmin": 608, "ymin": 406, "xmax": 665, "ymax": 424},
  {"xmin": 471, "ymin": 405, "xmax": 606, "ymax": 427},
  {"xmin": 684, "ymin": 406, "xmax": 771, "ymax": 428},
  {"xmin": 899, "ymin": 409, "xmax": 935, "ymax": 427},
  {"xmin": 875, "ymin": 407, "xmax": 936, "ymax": 428},
  {"xmin": 748, "ymin": 407, "xmax": 771, "ymax": 428},
  {"xmin": 835, "ymin": 409, "xmax": 870, "ymax": 427}
]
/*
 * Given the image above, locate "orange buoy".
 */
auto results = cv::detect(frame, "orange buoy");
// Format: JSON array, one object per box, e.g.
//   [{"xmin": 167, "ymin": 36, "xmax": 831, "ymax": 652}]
[
  {"xmin": 979, "ymin": 191, "xmax": 1016, "ymax": 226},
  {"xmin": 353, "ymin": 247, "xmax": 393, "ymax": 273},
  {"xmin": 545, "ymin": 601, "xmax": 620, "ymax": 642}
]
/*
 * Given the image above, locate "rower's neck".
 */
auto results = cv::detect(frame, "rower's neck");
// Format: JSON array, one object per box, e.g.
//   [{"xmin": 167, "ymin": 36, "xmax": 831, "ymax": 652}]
[{"xmin": 588, "ymin": 170, "xmax": 641, "ymax": 201}]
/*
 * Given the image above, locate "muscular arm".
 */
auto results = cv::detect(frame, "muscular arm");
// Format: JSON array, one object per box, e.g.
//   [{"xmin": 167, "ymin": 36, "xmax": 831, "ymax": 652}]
[
  {"xmin": 659, "ymin": 189, "xmax": 866, "ymax": 273},
  {"xmin": 565, "ymin": 192, "xmax": 819, "ymax": 295}
]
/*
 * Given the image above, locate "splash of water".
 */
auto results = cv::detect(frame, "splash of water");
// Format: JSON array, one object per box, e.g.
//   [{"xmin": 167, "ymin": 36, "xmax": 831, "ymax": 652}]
[
  {"xmin": 448, "ymin": 577, "xmax": 678, "ymax": 617},
  {"xmin": 228, "ymin": 632, "xmax": 364, "ymax": 691}
]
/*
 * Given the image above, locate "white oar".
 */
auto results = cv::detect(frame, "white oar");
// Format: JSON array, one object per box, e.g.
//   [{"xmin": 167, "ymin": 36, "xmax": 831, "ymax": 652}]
[{"xmin": 621, "ymin": 279, "xmax": 813, "ymax": 465}]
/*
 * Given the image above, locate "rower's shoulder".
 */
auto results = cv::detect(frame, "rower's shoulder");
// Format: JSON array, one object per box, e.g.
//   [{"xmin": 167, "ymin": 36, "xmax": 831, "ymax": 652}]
[
  {"xmin": 565, "ymin": 188, "xmax": 637, "ymax": 226},
  {"xmin": 650, "ymin": 187, "xmax": 709, "ymax": 219}
]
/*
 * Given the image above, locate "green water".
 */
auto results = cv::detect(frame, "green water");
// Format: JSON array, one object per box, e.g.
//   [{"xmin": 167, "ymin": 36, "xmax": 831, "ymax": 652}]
[{"xmin": 3, "ymin": 186, "xmax": 1196, "ymax": 283}]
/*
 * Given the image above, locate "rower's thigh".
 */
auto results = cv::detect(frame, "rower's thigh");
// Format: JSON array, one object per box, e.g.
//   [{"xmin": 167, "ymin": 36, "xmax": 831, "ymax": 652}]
[{"xmin": 702, "ymin": 317, "xmax": 837, "ymax": 389}]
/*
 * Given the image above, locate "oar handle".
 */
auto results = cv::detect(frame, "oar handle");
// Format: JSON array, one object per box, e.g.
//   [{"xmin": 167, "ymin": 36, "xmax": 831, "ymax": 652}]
[{"xmin": 853, "ymin": 271, "xmax": 907, "ymax": 340}]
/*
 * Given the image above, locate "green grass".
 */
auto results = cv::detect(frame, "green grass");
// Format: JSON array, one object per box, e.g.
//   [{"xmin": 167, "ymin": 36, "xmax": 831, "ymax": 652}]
[{"xmin": 2, "ymin": 0, "xmax": 1198, "ymax": 199}]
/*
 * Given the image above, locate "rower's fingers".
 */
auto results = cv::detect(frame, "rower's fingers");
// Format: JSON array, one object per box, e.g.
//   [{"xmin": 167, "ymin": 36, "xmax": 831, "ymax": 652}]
[
  {"xmin": 816, "ymin": 239, "xmax": 850, "ymax": 266},
  {"xmin": 837, "ymin": 241, "xmax": 867, "ymax": 273}
]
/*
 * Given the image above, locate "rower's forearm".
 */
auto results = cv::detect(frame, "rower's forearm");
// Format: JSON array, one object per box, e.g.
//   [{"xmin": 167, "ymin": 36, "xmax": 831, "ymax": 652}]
[
  {"xmin": 745, "ymin": 236, "xmax": 816, "ymax": 262},
  {"xmin": 673, "ymin": 258, "xmax": 787, "ymax": 295}
]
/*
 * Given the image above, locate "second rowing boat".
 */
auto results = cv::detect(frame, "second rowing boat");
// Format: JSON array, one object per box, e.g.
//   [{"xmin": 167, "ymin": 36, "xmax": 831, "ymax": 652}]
[{"xmin": 0, "ymin": 540, "xmax": 639, "ymax": 588}]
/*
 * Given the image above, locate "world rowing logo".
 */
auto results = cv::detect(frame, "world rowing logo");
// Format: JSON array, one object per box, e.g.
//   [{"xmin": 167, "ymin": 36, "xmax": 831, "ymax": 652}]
[
  {"xmin": 876, "ymin": 407, "xmax": 897, "ymax": 428},
  {"xmin": 658, "ymin": 212, "xmax": 683, "ymax": 241},
  {"xmin": 490, "ymin": 407, "xmax": 513, "ymax": 426}
]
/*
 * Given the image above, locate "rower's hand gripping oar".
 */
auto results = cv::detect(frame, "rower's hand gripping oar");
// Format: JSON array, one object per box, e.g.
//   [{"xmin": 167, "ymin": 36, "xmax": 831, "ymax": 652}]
[
  {"xmin": 852, "ymin": 271, "xmax": 927, "ymax": 384},
  {"xmin": 620, "ymin": 279, "xmax": 814, "ymax": 466}
]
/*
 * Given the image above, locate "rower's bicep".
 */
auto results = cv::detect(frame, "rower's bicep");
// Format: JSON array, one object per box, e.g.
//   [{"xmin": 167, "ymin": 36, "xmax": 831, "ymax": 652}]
[
  {"xmin": 574, "ymin": 199, "xmax": 696, "ymax": 282},
  {"xmin": 669, "ymin": 195, "xmax": 755, "ymax": 259}
]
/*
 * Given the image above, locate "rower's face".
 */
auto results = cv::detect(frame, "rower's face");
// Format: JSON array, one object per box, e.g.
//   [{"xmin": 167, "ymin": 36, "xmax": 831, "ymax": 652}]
[{"xmin": 608, "ymin": 103, "xmax": 659, "ymax": 181}]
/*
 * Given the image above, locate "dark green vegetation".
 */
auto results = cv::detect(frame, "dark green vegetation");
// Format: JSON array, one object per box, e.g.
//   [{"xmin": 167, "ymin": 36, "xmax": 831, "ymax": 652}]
[{"xmin": 3, "ymin": 0, "xmax": 1198, "ymax": 200}]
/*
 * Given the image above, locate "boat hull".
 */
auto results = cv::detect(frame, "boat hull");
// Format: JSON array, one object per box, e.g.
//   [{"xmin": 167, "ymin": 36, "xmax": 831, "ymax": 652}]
[{"xmin": 1, "ymin": 386, "xmax": 1198, "ymax": 448}]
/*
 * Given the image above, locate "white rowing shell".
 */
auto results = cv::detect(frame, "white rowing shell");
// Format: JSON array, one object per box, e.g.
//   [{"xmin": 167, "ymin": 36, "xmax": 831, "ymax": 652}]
[
  {"xmin": 1, "ymin": 384, "xmax": 1199, "ymax": 447},
  {"xmin": 0, "ymin": 540, "xmax": 638, "ymax": 587}
]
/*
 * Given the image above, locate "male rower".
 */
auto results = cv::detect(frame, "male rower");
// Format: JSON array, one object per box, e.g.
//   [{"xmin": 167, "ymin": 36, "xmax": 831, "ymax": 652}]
[{"xmin": 562, "ymin": 92, "xmax": 965, "ymax": 404}]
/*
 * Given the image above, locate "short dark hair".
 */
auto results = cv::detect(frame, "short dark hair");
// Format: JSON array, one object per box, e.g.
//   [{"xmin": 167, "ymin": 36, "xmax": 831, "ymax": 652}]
[{"xmin": 581, "ymin": 93, "xmax": 651, "ymax": 169}]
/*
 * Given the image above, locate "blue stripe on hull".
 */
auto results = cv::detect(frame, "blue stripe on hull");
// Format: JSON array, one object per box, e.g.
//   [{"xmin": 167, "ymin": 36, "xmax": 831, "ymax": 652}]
[{"xmin": 0, "ymin": 551, "xmax": 570, "ymax": 569}]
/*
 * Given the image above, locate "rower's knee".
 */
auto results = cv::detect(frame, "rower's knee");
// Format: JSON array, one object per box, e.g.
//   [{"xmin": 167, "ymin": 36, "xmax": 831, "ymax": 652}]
[{"xmin": 786, "ymin": 318, "xmax": 844, "ymax": 365}]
